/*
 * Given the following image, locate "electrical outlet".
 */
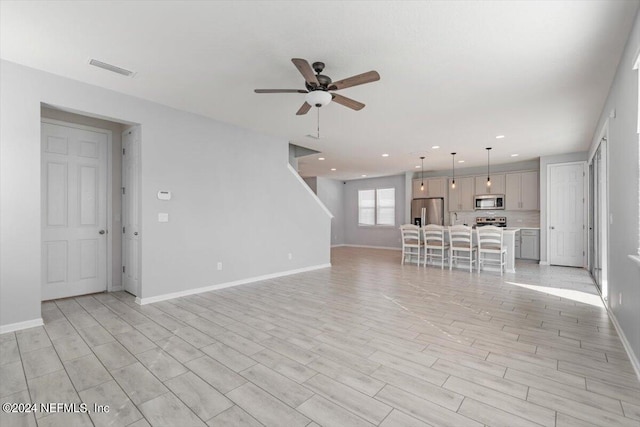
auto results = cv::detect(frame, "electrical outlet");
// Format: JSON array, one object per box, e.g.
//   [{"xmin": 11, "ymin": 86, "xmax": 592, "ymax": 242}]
[
  {"xmin": 217, "ymin": 262, "xmax": 222, "ymax": 271},
  {"xmin": 288, "ymin": 253, "xmax": 293, "ymax": 260}
]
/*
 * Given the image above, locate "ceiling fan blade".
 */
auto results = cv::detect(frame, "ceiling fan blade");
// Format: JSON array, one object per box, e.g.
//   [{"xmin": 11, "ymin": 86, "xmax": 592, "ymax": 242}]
[
  {"xmin": 331, "ymin": 93, "xmax": 365, "ymax": 111},
  {"xmin": 329, "ymin": 70, "xmax": 380, "ymax": 91},
  {"xmin": 292, "ymin": 58, "xmax": 319, "ymax": 86},
  {"xmin": 254, "ymin": 89, "xmax": 307, "ymax": 93},
  {"xmin": 296, "ymin": 102, "xmax": 312, "ymax": 115}
]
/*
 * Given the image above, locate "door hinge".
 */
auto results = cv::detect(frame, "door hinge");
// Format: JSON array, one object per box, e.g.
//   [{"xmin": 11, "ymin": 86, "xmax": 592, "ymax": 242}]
[
  {"xmin": 123, "ymin": 226, "xmax": 126, "ymax": 234},
  {"xmin": 583, "ymin": 251, "xmax": 585, "ymax": 256},
  {"xmin": 122, "ymin": 266, "xmax": 126, "ymax": 273},
  {"xmin": 122, "ymin": 148, "xmax": 125, "ymax": 155},
  {"xmin": 122, "ymin": 187, "xmax": 125, "ymax": 195}
]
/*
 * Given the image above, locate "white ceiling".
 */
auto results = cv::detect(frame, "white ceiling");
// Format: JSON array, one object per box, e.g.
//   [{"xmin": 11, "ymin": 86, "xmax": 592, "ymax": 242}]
[{"xmin": 1, "ymin": 1, "xmax": 638, "ymax": 180}]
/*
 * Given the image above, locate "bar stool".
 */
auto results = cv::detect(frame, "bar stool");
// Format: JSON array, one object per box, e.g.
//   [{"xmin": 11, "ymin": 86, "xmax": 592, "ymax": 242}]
[
  {"xmin": 449, "ymin": 225, "xmax": 477, "ymax": 272},
  {"xmin": 477, "ymin": 225, "xmax": 507, "ymax": 275},
  {"xmin": 422, "ymin": 224, "xmax": 449, "ymax": 269}
]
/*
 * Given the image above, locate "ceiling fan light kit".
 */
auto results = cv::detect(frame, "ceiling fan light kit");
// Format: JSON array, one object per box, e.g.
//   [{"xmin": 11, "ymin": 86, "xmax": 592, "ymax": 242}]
[{"xmin": 305, "ymin": 90, "xmax": 332, "ymax": 107}]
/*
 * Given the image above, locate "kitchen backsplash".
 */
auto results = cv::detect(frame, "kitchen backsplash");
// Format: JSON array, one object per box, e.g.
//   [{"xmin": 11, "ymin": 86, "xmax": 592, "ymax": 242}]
[{"xmin": 449, "ymin": 210, "xmax": 540, "ymax": 228}]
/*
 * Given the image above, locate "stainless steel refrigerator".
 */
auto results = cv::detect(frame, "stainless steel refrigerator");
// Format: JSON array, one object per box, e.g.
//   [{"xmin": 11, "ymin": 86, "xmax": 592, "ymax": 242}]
[{"xmin": 411, "ymin": 197, "xmax": 444, "ymax": 227}]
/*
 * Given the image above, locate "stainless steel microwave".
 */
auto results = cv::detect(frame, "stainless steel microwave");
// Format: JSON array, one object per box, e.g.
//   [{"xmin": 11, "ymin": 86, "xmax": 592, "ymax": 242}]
[{"xmin": 474, "ymin": 194, "xmax": 505, "ymax": 210}]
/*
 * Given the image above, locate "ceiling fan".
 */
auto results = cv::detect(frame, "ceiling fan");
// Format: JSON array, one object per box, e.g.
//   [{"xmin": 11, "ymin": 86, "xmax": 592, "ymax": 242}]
[{"xmin": 254, "ymin": 58, "xmax": 380, "ymax": 115}]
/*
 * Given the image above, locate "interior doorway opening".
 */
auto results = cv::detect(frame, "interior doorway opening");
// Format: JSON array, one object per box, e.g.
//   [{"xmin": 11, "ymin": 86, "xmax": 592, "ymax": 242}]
[{"xmin": 40, "ymin": 105, "xmax": 141, "ymax": 299}]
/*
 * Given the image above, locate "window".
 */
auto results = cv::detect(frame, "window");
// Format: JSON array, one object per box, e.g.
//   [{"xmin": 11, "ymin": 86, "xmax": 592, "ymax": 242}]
[{"xmin": 358, "ymin": 188, "xmax": 395, "ymax": 226}]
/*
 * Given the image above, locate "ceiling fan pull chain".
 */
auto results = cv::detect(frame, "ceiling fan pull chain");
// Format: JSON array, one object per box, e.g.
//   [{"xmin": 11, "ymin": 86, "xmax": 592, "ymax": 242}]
[{"xmin": 317, "ymin": 107, "xmax": 320, "ymax": 139}]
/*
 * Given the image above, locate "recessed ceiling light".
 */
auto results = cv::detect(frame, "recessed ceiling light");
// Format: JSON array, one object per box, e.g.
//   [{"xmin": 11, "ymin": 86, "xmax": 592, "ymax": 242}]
[
  {"xmin": 432, "ymin": 145, "xmax": 440, "ymax": 149},
  {"xmin": 382, "ymin": 153, "xmax": 389, "ymax": 157},
  {"xmin": 318, "ymin": 157, "xmax": 325, "ymax": 160},
  {"xmin": 458, "ymin": 160, "xmax": 465, "ymax": 163},
  {"xmin": 331, "ymin": 168, "xmax": 336, "ymax": 171},
  {"xmin": 511, "ymin": 154, "xmax": 519, "ymax": 157},
  {"xmin": 496, "ymin": 135, "xmax": 505, "ymax": 139},
  {"xmin": 361, "ymin": 174, "xmax": 367, "ymax": 177},
  {"xmin": 415, "ymin": 165, "xmax": 420, "ymax": 168}
]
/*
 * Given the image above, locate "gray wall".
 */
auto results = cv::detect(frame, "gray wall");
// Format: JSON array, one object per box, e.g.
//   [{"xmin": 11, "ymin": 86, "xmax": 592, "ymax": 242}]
[
  {"xmin": 40, "ymin": 107, "xmax": 125, "ymax": 288},
  {"xmin": 590, "ymin": 11, "xmax": 640, "ymax": 365},
  {"xmin": 316, "ymin": 178, "xmax": 345, "ymax": 246},
  {"xmin": 0, "ymin": 60, "xmax": 331, "ymax": 328},
  {"xmin": 303, "ymin": 177, "xmax": 317, "ymax": 194},
  {"xmin": 539, "ymin": 151, "xmax": 588, "ymax": 264},
  {"xmin": 344, "ymin": 174, "xmax": 405, "ymax": 249}
]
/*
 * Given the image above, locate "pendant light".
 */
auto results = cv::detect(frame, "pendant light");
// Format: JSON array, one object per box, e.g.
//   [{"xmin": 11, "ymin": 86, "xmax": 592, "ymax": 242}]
[
  {"xmin": 451, "ymin": 152, "xmax": 457, "ymax": 189},
  {"xmin": 486, "ymin": 147, "xmax": 492, "ymax": 188},
  {"xmin": 420, "ymin": 156, "xmax": 425, "ymax": 191}
]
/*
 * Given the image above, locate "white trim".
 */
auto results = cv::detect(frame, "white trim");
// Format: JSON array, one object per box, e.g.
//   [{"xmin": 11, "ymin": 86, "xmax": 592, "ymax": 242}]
[
  {"xmin": 545, "ymin": 161, "xmax": 588, "ymax": 267},
  {"xmin": 331, "ymin": 244, "xmax": 347, "ymax": 248},
  {"xmin": 604, "ymin": 299, "xmax": 640, "ymax": 382},
  {"xmin": 588, "ymin": 119, "xmax": 608, "ymax": 164},
  {"xmin": 40, "ymin": 118, "xmax": 115, "ymax": 295},
  {"xmin": 341, "ymin": 244, "xmax": 402, "ymax": 251},
  {"xmin": 288, "ymin": 164, "xmax": 333, "ymax": 219},
  {"xmin": 135, "ymin": 263, "xmax": 331, "ymax": 305},
  {"xmin": 0, "ymin": 318, "xmax": 44, "ymax": 334}
]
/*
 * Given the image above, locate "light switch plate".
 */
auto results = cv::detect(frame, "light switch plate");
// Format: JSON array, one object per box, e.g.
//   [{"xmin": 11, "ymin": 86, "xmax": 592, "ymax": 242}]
[{"xmin": 158, "ymin": 213, "xmax": 169, "ymax": 222}]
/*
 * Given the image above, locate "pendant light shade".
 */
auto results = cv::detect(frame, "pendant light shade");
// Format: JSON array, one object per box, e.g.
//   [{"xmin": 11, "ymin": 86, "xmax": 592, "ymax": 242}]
[
  {"xmin": 486, "ymin": 147, "xmax": 492, "ymax": 187},
  {"xmin": 420, "ymin": 156, "xmax": 425, "ymax": 191},
  {"xmin": 451, "ymin": 152, "xmax": 457, "ymax": 189}
]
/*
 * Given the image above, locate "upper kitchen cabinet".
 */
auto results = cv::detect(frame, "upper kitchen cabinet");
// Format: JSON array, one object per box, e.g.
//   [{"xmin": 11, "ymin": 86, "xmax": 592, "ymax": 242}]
[
  {"xmin": 474, "ymin": 173, "xmax": 505, "ymax": 195},
  {"xmin": 506, "ymin": 171, "xmax": 539, "ymax": 210},
  {"xmin": 413, "ymin": 177, "xmax": 445, "ymax": 199},
  {"xmin": 448, "ymin": 177, "xmax": 474, "ymax": 211}
]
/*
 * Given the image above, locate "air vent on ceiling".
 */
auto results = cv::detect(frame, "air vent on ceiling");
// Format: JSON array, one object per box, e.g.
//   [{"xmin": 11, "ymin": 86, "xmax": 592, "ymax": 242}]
[{"xmin": 88, "ymin": 59, "xmax": 135, "ymax": 77}]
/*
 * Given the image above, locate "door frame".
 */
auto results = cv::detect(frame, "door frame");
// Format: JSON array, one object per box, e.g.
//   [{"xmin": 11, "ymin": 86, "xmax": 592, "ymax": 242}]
[
  {"xmin": 121, "ymin": 126, "xmax": 142, "ymax": 297},
  {"xmin": 40, "ymin": 118, "xmax": 115, "ymax": 294},
  {"xmin": 545, "ymin": 160, "xmax": 588, "ymax": 268},
  {"xmin": 588, "ymin": 120, "xmax": 610, "ymax": 301}
]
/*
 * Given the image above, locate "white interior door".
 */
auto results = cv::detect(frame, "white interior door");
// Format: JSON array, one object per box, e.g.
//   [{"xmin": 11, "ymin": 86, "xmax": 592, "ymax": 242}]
[
  {"xmin": 122, "ymin": 127, "xmax": 141, "ymax": 296},
  {"xmin": 548, "ymin": 162, "xmax": 586, "ymax": 267},
  {"xmin": 41, "ymin": 122, "xmax": 108, "ymax": 300}
]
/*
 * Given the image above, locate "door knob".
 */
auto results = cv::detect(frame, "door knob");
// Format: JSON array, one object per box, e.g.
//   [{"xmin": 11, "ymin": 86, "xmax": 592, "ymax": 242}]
[
  {"xmin": 134, "ymin": 232, "xmax": 139, "ymax": 236},
  {"xmin": 99, "ymin": 230, "xmax": 106, "ymax": 235},
  {"xmin": 549, "ymin": 226, "xmax": 555, "ymax": 230}
]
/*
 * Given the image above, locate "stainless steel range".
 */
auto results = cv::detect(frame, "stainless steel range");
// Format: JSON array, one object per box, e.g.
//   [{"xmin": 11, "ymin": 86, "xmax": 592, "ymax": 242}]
[{"xmin": 475, "ymin": 216, "xmax": 507, "ymax": 227}]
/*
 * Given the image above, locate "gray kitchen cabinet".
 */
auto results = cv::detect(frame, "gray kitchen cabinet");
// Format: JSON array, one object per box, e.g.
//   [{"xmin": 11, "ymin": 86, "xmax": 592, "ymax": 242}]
[
  {"xmin": 514, "ymin": 230, "xmax": 521, "ymax": 259},
  {"xmin": 413, "ymin": 177, "xmax": 445, "ymax": 199},
  {"xmin": 448, "ymin": 177, "xmax": 474, "ymax": 211},
  {"xmin": 506, "ymin": 171, "xmax": 539, "ymax": 210},
  {"xmin": 520, "ymin": 229, "xmax": 540, "ymax": 260},
  {"xmin": 475, "ymin": 173, "xmax": 505, "ymax": 195}
]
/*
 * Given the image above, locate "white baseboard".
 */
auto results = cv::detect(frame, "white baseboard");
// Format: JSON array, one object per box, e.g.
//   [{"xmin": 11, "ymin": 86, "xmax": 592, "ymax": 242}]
[
  {"xmin": 331, "ymin": 244, "xmax": 347, "ymax": 248},
  {"xmin": 0, "ymin": 318, "xmax": 44, "ymax": 334},
  {"xmin": 109, "ymin": 285, "xmax": 124, "ymax": 292},
  {"xmin": 341, "ymin": 244, "xmax": 402, "ymax": 251},
  {"xmin": 136, "ymin": 263, "xmax": 332, "ymax": 305},
  {"xmin": 539, "ymin": 261, "xmax": 550, "ymax": 266},
  {"xmin": 605, "ymin": 305, "xmax": 640, "ymax": 382}
]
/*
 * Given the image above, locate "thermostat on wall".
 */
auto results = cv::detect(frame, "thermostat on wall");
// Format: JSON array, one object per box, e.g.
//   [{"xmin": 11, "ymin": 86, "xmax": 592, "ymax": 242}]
[{"xmin": 157, "ymin": 191, "xmax": 171, "ymax": 200}]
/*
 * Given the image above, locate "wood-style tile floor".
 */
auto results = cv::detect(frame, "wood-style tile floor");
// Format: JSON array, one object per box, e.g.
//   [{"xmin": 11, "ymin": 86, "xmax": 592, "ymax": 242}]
[{"xmin": 2, "ymin": 247, "xmax": 639, "ymax": 426}]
